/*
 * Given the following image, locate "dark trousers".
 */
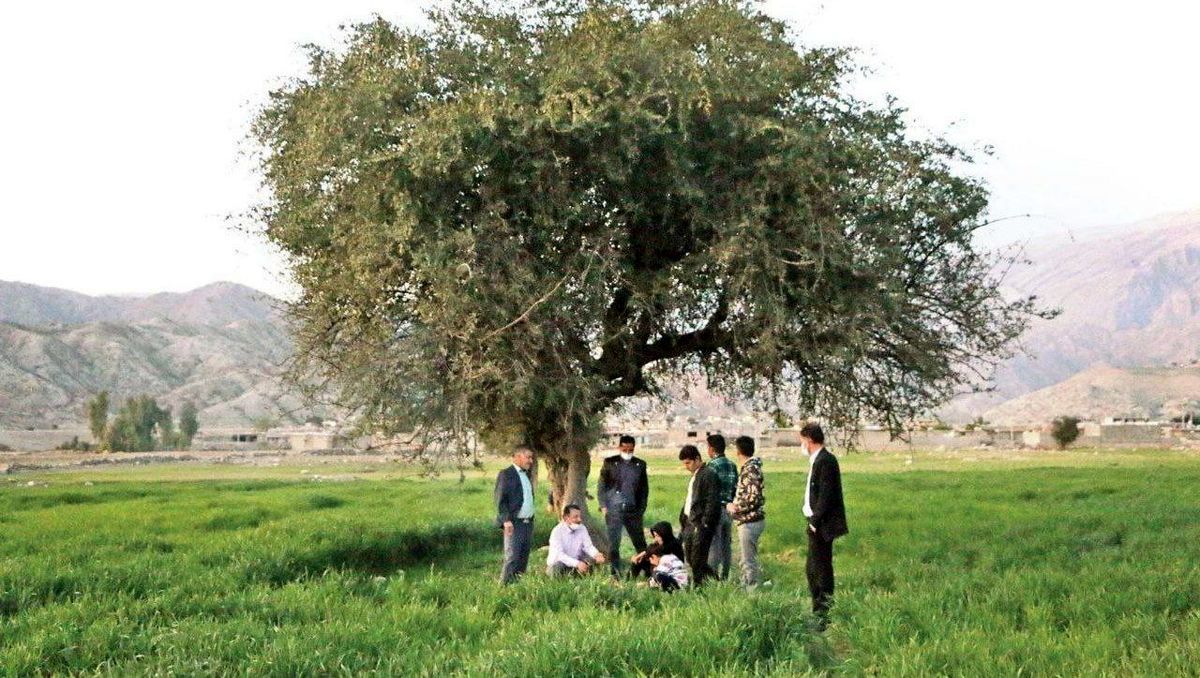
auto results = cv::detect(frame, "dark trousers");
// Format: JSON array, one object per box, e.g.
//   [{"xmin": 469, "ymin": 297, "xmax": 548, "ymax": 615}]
[
  {"xmin": 500, "ymin": 518, "xmax": 533, "ymax": 585},
  {"xmin": 684, "ymin": 525, "xmax": 717, "ymax": 586},
  {"xmin": 547, "ymin": 557, "xmax": 597, "ymax": 577},
  {"xmin": 605, "ymin": 509, "xmax": 647, "ymax": 574},
  {"xmin": 806, "ymin": 529, "xmax": 835, "ymax": 621},
  {"xmin": 653, "ymin": 572, "xmax": 681, "ymax": 592}
]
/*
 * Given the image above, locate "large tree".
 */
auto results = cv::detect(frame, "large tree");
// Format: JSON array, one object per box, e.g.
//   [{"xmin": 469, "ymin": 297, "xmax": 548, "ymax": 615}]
[{"xmin": 253, "ymin": 0, "xmax": 1044, "ymax": 527}]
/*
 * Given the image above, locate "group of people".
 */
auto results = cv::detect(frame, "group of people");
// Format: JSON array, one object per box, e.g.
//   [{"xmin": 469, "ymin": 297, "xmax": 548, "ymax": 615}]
[{"xmin": 494, "ymin": 423, "xmax": 848, "ymax": 626}]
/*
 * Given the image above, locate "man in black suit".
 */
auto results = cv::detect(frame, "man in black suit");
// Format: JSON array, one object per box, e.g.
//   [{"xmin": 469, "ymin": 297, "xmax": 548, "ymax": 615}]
[
  {"xmin": 678, "ymin": 444, "xmax": 721, "ymax": 586},
  {"xmin": 598, "ymin": 435, "xmax": 649, "ymax": 575},
  {"xmin": 800, "ymin": 423, "xmax": 848, "ymax": 629},
  {"xmin": 495, "ymin": 445, "xmax": 536, "ymax": 584}
]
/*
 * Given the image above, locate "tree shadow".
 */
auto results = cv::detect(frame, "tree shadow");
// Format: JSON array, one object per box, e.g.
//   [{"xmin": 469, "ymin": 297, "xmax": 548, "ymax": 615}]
[{"xmin": 242, "ymin": 521, "xmax": 502, "ymax": 585}]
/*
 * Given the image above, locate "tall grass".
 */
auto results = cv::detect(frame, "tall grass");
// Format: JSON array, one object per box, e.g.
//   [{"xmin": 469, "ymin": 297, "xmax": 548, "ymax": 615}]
[{"xmin": 1, "ymin": 453, "xmax": 1198, "ymax": 674}]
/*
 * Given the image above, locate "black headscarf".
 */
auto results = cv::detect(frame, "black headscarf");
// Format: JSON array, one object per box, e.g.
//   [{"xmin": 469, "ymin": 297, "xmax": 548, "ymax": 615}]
[{"xmin": 649, "ymin": 521, "xmax": 685, "ymax": 560}]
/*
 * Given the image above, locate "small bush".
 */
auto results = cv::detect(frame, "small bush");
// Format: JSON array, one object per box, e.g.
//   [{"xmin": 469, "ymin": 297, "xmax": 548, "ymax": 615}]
[
  {"xmin": 55, "ymin": 437, "xmax": 92, "ymax": 452},
  {"xmin": 1051, "ymin": 416, "xmax": 1082, "ymax": 449}
]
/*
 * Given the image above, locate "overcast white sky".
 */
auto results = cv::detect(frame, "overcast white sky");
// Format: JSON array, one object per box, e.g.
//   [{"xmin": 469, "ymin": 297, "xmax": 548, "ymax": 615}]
[{"xmin": 1, "ymin": 0, "xmax": 1196, "ymax": 298}]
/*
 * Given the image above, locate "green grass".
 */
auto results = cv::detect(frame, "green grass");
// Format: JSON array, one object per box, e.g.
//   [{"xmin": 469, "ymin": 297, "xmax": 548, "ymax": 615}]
[{"xmin": 1, "ymin": 449, "xmax": 1198, "ymax": 675}]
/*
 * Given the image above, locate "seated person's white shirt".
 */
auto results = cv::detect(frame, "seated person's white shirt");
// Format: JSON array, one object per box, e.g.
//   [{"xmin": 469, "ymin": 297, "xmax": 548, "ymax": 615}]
[{"xmin": 547, "ymin": 522, "xmax": 600, "ymax": 567}]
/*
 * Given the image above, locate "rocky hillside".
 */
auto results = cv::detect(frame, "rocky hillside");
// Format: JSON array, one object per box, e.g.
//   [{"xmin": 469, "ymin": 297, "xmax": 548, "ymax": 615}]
[
  {"xmin": 4, "ymin": 205, "xmax": 1198, "ymax": 430},
  {"xmin": 983, "ymin": 365, "xmax": 1200, "ymax": 424},
  {"xmin": 944, "ymin": 209, "xmax": 1200, "ymax": 421},
  {"xmin": 0, "ymin": 283, "xmax": 316, "ymax": 429}
]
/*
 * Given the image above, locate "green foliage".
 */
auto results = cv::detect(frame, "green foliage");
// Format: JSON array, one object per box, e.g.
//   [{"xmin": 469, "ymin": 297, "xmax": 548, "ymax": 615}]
[
  {"xmin": 251, "ymin": 416, "xmax": 278, "ymax": 433},
  {"xmin": 178, "ymin": 402, "xmax": 200, "ymax": 450},
  {"xmin": 252, "ymin": 0, "xmax": 1046, "ymax": 464},
  {"xmin": 1051, "ymin": 416, "xmax": 1082, "ymax": 450},
  {"xmin": 964, "ymin": 415, "xmax": 989, "ymax": 432},
  {"xmin": 54, "ymin": 436, "xmax": 92, "ymax": 452},
  {"xmin": 103, "ymin": 396, "xmax": 180, "ymax": 452},
  {"xmin": 85, "ymin": 391, "xmax": 109, "ymax": 444},
  {"xmin": 0, "ymin": 454, "xmax": 1198, "ymax": 674}
]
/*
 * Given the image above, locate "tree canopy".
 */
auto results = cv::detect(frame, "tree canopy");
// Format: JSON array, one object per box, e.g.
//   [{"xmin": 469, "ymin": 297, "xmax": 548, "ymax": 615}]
[{"xmin": 254, "ymin": 0, "xmax": 1043, "ymax": 495}]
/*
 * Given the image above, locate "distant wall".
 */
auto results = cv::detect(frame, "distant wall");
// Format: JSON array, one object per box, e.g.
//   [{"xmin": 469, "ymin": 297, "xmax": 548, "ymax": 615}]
[
  {"xmin": 265, "ymin": 432, "xmax": 350, "ymax": 452},
  {"xmin": 765, "ymin": 428, "xmax": 1009, "ymax": 451},
  {"xmin": 0, "ymin": 428, "xmax": 91, "ymax": 452},
  {"xmin": 192, "ymin": 430, "xmax": 287, "ymax": 452},
  {"xmin": 1092, "ymin": 424, "xmax": 1170, "ymax": 446}
]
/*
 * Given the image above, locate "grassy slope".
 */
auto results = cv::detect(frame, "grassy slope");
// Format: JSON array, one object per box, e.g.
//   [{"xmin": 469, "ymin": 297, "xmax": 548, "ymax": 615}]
[{"xmin": 1, "ymin": 449, "xmax": 1198, "ymax": 675}]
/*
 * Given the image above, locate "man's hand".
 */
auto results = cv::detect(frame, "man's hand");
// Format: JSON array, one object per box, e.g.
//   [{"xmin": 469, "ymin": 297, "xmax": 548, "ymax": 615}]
[
  {"xmin": 726, "ymin": 502, "xmax": 737, "ymax": 515},
  {"xmin": 503, "ymin": 521, "xmax": 514, "ymax": 537},
  {"xmin": 600, "ymin": 506, "xmax": 607, "ymax": 515},
  {"xmin": 594, "ymin": 553, "xmax": 608, "ymax": 565},
  {"xmin": 576, "ymin": 561, "xmax": 590, "ymax": 574}
]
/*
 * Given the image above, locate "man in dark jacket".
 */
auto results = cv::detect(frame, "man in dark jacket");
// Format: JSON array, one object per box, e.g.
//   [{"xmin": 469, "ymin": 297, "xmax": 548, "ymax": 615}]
[
  {"xmin": 800, "ymin": 423, "xmax": 848, "ymax": 628},
  {"xmin": 678, "ymin": 444, "xmax": 721, "ymax": 586},
  {"xmin": 495, "ymin": 445, "xmax": 536, "ymax": 584},
  {"xmin": 598, "ymin": 435, "xmax": 649, "ymax": 575}
]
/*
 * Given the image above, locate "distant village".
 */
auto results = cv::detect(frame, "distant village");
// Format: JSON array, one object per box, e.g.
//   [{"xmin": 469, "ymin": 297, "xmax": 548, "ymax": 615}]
[
  {"xmin": 184, "ymin": 412, "xmax": 1200, "ymax": 455},
  {"xmin": 5, "ymin": 412, "xmax": 1200, "ymax": 455}
]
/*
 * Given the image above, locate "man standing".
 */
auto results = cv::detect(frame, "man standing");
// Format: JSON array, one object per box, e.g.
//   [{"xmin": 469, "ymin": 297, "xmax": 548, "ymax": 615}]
[
  {"xmin": 598, "ymin": 435, "xmax": 649, "ymax": 575},
  {"xmin": 546, "ymin": 504, "xmax": 608, "ymax": 576},
  {"xmin": 800, "ymin": 423, "xmax": 848, "ymax": 629},
  {"xmin": 495, "ymin": 445, "xmax": 536, "ymax": 585},
  {"xmin": 705, "ymin": 434, "xmax": 737, "ymax": 580},
  {"xmin": 678, "ymin": 444, "xmax": 721, "ymax": 586},
  {"xmin": 726, "ymin": 435, "xmax": 766, "ymax": 589}
]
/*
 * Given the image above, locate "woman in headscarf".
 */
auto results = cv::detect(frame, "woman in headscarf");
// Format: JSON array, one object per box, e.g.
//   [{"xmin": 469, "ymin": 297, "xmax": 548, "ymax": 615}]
[{"xmin": 629, "ymin": 521, "xmax": 685, "ymax": 579}]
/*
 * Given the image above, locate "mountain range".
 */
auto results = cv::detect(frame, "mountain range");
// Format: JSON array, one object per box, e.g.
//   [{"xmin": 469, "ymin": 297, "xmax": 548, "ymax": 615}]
[
  {"xmin": 958, "ymin": 209, "xmax": 1200, "ymax": 423},
  {"xmin": 0, "ymin": 282, "xmax": 317, "ymax": 429},
  {"xmin": 2, "ymin": 208, "xmax": 1198, "ymax": 430}
]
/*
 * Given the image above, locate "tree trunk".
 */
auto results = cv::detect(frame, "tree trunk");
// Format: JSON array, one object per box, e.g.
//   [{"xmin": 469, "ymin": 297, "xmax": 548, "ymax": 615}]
[{"xmin": 538, "ymin": 446, "xmax": 609, "ymax": 553}]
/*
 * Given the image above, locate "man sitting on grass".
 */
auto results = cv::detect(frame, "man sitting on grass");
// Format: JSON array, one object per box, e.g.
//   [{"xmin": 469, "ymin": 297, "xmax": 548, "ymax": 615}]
[{"xmin": 546, "ymin": 504, "xmax": 608, "ymax": 576}]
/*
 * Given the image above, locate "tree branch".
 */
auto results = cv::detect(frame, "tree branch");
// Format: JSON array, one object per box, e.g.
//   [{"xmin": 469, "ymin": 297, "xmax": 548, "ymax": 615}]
[{"xmin": 484, "ymin": 262, "xmax": 589, "ymax": 341}]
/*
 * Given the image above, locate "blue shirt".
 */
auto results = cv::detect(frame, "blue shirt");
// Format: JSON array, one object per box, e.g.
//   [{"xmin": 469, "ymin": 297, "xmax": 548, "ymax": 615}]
[{"xmin": 515, "ymin": 464, "xmax": 534, "ymax": 519}]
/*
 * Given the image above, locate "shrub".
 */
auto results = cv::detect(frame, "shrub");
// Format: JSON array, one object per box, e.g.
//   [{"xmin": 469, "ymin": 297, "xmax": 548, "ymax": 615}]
[
  {"xmin": 1051, "ymin": 416, "xmax": 1082, "ymax": 449},
  {"xmin": 55, "ymin": 436, "xmax": 92, "ymax": 452}
]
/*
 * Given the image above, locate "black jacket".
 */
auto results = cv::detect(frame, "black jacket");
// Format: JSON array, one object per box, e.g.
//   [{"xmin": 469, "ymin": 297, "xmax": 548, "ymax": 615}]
[
  {"xmin": 494, "ymin": 465, "xmax": 530, "ymax": 528},
  {"xmin": 808, "ymin": 449, "xmax": 848, "ymax": 541},
  {"xmin": 679, "ymin": 464, "xmax": 722, "ymax": 534},
  {"xmin": 598, "ymin": 455, "xmax": 649, "ymax": 515}
]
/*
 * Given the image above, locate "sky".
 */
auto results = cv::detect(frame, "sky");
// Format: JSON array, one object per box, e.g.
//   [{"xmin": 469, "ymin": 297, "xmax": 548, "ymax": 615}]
[{"xmin": 1, "ymin": 0, "xmax": 1196, "ymax": 299}]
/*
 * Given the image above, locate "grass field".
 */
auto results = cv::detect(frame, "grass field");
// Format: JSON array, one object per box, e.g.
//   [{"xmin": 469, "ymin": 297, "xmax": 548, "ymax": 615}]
[{"xmin": 2, "ymin": 448, "xmax": 1198, "ymax": 675}]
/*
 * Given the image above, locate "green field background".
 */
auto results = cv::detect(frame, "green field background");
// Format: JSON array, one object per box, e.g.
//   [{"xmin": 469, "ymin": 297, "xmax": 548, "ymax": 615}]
[{"xmin": 2, "ymin": 449, "xmax": 1198, "ymax": 675}]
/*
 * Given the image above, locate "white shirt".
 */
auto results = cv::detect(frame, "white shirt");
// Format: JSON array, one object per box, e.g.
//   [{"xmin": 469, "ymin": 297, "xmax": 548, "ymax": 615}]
[
  {"xmin": 803, "ymin": 447, "xmax": 824, "ymax": 518},
  {"xmin": 652, "ymin": 553, "xmax": 689, "ymax": 587},
  {"xmin": 546, "ymin": 521, "xmax": 600, "ymax": 568},
  {"xmin": 515, "ymin": 464, "xmax": 534, "ymax": 519},
  {"xmin": 684, "ymin": 470, "xmax": 698, "ymax": 515}
]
